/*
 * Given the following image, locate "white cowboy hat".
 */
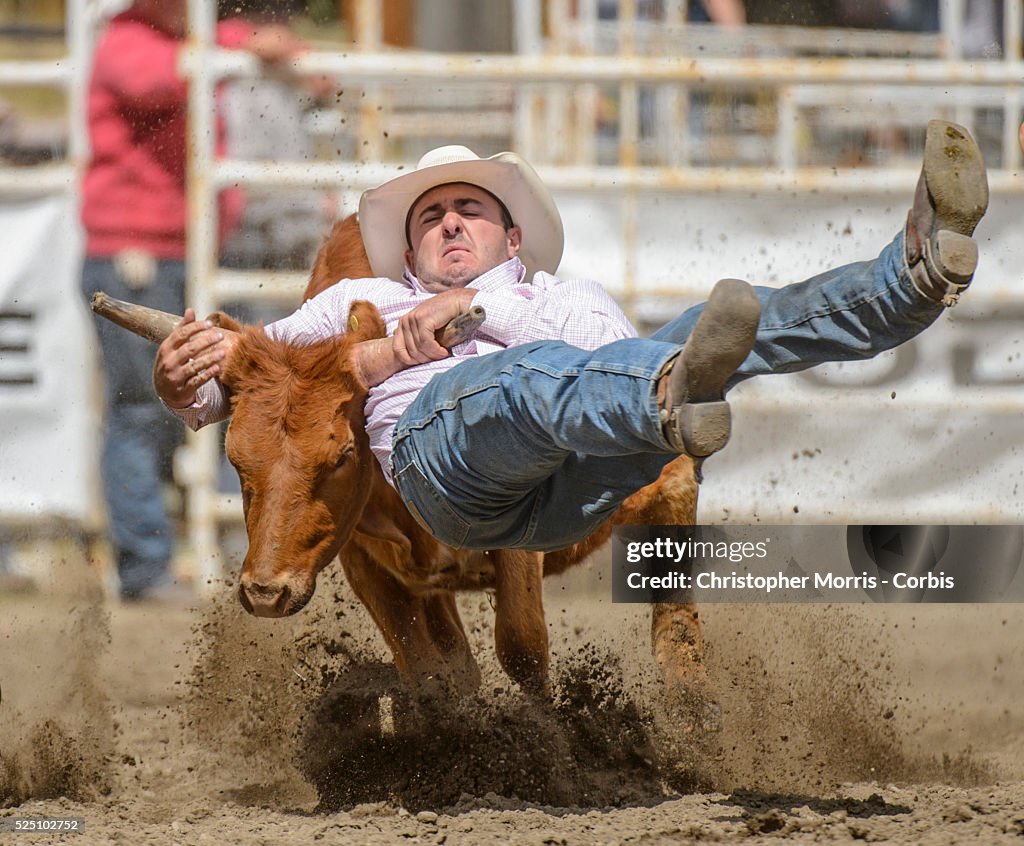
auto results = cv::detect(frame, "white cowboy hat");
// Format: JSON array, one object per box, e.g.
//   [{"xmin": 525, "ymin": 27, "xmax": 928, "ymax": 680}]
[{"xmin": 358, "ymin": 145, "xmax": 564, "ymax": 282}]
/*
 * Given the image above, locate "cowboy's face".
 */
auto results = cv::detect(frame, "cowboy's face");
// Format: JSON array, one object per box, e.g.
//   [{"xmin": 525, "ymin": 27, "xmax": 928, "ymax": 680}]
[{"xmin": 405, "ymin": 183, "xmax": 521, "ymax": 292}]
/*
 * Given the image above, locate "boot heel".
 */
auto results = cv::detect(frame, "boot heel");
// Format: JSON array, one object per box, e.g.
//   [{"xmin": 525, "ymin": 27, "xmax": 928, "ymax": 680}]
[
  {"xmin": 932, "ymin": 230, "xmax": 978, "ymax": 284},
  {"xmin": 675, "ymin": 401, "xmax": 732, "ymax": 458}
]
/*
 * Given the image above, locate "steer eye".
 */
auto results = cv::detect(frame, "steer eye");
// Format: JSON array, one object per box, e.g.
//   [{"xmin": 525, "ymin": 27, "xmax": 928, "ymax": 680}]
[{"xmin": 334, "ymin": 445, "xmax": 355, "ymax": 470}]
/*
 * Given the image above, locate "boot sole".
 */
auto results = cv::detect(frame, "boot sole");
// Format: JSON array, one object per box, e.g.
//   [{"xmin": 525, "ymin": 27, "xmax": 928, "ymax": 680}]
[
  {"xmin": 924, "ymin": 120, "xmax": 988, "ymax": 238},
  {"xmin": 670, "ymin": 278, "xmax": 761, "ymax": 457}
]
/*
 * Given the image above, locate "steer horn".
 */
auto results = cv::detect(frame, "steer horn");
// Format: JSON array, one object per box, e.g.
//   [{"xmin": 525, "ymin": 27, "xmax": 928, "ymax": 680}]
[
  {"xmin": 90, "ymin": 292, "xmax": 182, "ymax": 343},
  {"xmin": 436, "ymin": 304, "xmax": 485, "ymax": 347},
  {"xmin": 91, "ymin": 291, "xmax": 487, "ymax": 349}
]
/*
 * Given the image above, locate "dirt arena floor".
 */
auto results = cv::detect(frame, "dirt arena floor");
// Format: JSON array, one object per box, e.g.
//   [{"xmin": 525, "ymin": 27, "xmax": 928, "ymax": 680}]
[{"xmin": 1, "ymin": 550, "xmax": 1023, "ymax": 845}]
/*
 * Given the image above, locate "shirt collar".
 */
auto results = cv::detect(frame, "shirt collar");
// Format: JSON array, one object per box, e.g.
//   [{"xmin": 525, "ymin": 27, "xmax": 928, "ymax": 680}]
[{"xmin": 401, "ymin": 257, "xmax": 526, "ymax": 294}]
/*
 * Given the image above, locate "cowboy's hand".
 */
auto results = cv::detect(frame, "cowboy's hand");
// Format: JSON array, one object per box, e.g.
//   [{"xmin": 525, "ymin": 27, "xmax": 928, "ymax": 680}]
[
  {"xmin": 392, "ymin": 289, "xmax": 477, "ymax": 366},
  {"xmin": 154, "ymin": 308, "xmax": 239, "ymax": 408}
]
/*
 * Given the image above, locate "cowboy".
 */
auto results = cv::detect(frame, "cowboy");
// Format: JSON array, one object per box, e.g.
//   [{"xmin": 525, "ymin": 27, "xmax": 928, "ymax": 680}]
[{"xmin": 154, "ymin": 119, "xmax": 987, "ymax": 552}]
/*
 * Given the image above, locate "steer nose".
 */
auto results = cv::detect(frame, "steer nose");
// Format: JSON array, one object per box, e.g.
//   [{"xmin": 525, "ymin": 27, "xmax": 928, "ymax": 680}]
[{"xmin": 238, "ymin": 576, "xmax": 292, "ymax": 618}]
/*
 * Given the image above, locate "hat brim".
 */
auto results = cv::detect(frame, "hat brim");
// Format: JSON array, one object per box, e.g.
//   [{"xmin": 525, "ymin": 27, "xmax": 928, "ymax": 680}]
[{"xmin": 358, "ymin": 152, "xmax": 564, "ymax": 282}]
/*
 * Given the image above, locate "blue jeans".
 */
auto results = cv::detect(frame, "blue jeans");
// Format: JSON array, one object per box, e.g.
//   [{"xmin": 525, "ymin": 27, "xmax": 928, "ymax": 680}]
[
  {"xmin": 82, "ymin": 257, "xmax": 186, "ymax": 597},
  {"xmin": 392, "ymin": 230, "xmax": 942, "ymax": 552}
]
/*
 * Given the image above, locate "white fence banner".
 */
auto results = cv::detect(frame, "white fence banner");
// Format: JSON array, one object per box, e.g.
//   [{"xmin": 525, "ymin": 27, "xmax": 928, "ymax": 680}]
[{"xmin": 0, "ymin": 194, "xmax": 97, "ymax": 525}]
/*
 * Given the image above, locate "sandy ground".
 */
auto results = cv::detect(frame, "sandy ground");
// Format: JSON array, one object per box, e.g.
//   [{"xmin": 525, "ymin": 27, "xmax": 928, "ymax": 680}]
[{"xmin": 1, "ymin": 553, "xmax": 1023, "ymax": 845}]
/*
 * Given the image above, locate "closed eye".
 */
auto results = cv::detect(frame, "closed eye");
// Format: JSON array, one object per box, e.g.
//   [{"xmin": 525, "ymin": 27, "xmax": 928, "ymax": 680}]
[
  {"xmin": 334, "ymin": 444, "xmax": 355, "ymax": 470},
  {"xmin": 455, "ymin": 199, "xmax": 485, "ymax": 215},
  {"xmin": 417, "ymin": 206, "xmax": 444, "ymax": 226}
]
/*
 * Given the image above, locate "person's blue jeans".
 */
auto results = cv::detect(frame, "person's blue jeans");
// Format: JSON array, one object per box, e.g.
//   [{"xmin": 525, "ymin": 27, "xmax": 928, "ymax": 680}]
[
  {"xmin": 393, "ymin": 230, "xmax": 940, "ymax": 553},
  {"xmin": 82, "ymin": 257, "xmax": 186, "ymax": 597}
]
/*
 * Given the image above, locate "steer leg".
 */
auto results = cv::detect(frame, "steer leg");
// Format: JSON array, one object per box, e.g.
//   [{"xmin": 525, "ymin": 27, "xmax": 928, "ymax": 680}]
[
  {"xmin": 610, "ymin": 457, "xmax": 710, "ymax": 704},
  {"xmin": 492, "ymin": 550, "xmax": 549, "ymax": 698},
  {"xmin": 652, "ymin": 600, "xmax": 721, "ymax": 732},
  {"xmin": 423, "ymin": 592, "xmax": 481, "ymax": 693},
  {"xmin": 341, "ymin": 551, "xmax": 453, "ymax": 692},
  {"xmin": 651, "ymin": 601, "xmax": 707, "ymax": 689}
]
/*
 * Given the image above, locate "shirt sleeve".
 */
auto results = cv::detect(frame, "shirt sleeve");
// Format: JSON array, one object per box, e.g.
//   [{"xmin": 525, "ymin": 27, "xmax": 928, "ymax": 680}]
[
  {"xmin": 94, "ymin": 22, "xmax": 187, "ymax": 109},
  {"xmin": 162, "ymin": 380, "xmax": 230, "ymax": 431},
  {"xmin": 94, "ymin": 17, "xmax": 288, "ymax": 110},
  {"xmin": 470, "ymin": 276, "xmax": 638, "ymax": 351},
  {"xmin": 215, "ymin": 18, "xmax": 257, "ymax": 50},
  {"xmin": 163, "ymin": 285, "xmax": 354, "ymax": 431},
  {"xmin": 263, "ymin": 283, "xmax": 353, "ymax": 344},
  {"xmin": 215, "ymin": 17, "xmax": 312, "ymax": 52}
]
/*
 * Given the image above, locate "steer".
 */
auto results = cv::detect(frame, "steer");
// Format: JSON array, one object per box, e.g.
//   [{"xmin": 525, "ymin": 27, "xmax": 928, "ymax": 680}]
[{"xmin": 93, "ymin": 215, "xmax": 707, "ymax": 699}]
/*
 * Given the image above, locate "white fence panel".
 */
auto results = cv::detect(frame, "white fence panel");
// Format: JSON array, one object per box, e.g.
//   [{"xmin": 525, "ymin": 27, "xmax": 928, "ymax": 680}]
[{"xmin": 0, "ymin": 193, "xmax": 96, "ymax": 525}]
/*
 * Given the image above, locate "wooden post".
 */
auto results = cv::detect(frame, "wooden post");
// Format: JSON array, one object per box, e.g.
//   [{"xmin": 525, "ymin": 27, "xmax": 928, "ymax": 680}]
[{"xmin": 340, "ymin": 0, "xmax": 413, "ymax": 47}]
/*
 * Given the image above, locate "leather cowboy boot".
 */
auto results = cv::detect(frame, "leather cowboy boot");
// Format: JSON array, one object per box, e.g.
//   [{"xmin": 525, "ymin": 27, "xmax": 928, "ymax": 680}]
[
  {"xmin": 658, "ymin": 278, "xmax": 761, "ymax": 471},
  {"xmin": 905, "ymin": 119, "xmax": 989, "ymax": 307}
]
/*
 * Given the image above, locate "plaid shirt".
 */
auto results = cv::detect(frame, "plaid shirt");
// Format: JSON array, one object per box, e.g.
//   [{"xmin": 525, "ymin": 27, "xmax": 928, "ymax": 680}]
[{"xmin": 170, "ymin": 257, "xmax": 637, "ymax": 484}]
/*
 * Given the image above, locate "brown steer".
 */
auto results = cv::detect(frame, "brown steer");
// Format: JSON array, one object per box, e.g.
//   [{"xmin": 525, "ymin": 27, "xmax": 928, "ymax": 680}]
[{"xmin": 97, "ymin": 215, "xmax": 706, "ymax": 698}]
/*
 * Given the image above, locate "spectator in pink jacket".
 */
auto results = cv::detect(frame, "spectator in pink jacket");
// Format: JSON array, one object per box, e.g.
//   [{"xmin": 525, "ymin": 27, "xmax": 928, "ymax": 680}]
[{"xmin": 81, "ymin": 0, "xmax": 317, "ymax": 602}]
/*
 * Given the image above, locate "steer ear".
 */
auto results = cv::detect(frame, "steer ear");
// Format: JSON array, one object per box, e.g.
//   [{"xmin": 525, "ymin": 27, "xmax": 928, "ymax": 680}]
[
  {"xmin": 346, "ymin": 300, "xmax": 386, "ymax": 341},
  {"xmin": 203, "ymin": 311, "xmax": 246, "ymax": 397}
]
